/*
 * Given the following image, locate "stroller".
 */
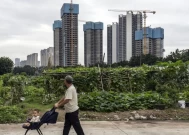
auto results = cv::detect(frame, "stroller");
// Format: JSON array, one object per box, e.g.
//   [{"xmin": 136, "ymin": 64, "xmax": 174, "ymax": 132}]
[{"xmin": 23, "ymin": 107, "xmax": 58, "ymax": 135}]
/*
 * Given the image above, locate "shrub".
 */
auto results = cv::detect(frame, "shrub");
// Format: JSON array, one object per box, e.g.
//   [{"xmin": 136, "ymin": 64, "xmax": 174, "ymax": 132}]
[
  {"xmin": 42, "ymin": 94, "xmax": 57, "ymax": 105},
  {"xmin": 0, "ymin": 86, "xmax": 12, "ymax": 104},
  {"xmin": 2, "ymin": 73, "xmax": 13, "ymax": 86},
  {"xmin": 44, "ymin": 61, "xmax": 189, "ymax": 94},
  {"xmin": 78, "ymin": 91, "xmax": 172, "ymax": 112},
  {"xmin": 24, "ymin": 86, "xmax": 45, "ymax": 97},
  {"xmin": 7, "ymin": 75, "xmax": 27, "ymax": 104},
  {"xmin": 0, "ymin": 106, "xmax": 25, "ymax": 123}
]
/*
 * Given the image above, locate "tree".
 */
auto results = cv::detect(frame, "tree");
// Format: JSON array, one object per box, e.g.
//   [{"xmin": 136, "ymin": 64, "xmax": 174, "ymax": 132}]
[
  {"xmin": 143, "ymin": 54, "xmax": 162, "ymax": 65},
  {"xmin": 128, "ymin": 54, "xmax": 160, "ymax": 67},
  {"xmin": 13, "ymin": 65, "xmax": 36, "ymax": 76},
  {"xmin": 129, "ymin": 56, "xmax": 140, "ymax": 67},
  {"xmin": 163, "ymin": 49, "xmax": 189, "ymax": 62},
  {"xmin": 0, "ymin": 57, "xmax": 14, "ymax": 75},
  {"xmin": 111, "ymin": 61, "xmax": 129, "ymax": 67}
]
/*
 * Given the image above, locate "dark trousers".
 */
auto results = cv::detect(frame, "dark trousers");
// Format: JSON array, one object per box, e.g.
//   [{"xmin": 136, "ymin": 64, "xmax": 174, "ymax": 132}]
[{"xmin": 63, "ymin": 110, "xmax": 85, "ymax": 135}]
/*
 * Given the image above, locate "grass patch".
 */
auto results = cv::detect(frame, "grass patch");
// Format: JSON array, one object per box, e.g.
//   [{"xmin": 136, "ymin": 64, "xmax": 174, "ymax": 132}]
[
  {"xmin": 17, "ymin": 96, "xmax": 56, "ymax": 115},
  {"xmin": 20, "ymin": 102, "xmax": 54, "ymax": 111}
]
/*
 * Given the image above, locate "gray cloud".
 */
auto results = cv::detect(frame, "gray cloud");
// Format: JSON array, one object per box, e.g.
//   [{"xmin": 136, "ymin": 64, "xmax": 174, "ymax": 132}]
[{"xmin": 0, "ymin": 0, "xmax": 189, "ymax": 65}]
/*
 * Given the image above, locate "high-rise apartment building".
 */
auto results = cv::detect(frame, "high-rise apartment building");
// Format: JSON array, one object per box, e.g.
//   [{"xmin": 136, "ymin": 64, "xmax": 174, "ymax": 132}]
[
  {"xmin": 15, "ymin": 58, "xmax": 20, "ymax": 67},
  {"xmin": 83, "ymin": 22, "xmax": 103, "ymax": 67},
  {"xmin": 27, "ymin": 53, "xmax": 38, "ymax": 67},
  {"xmin": 119, "ymin": 15, "xmax": 126, "ymax": 62},
  {"xmin": 41, "ymin": 49, "xmax": 48, "ymax": 67},
  {"xmin": 26, "ymin": 55, "xmax": 32, "ymax": 66},
  {"xmin": 135, "ymin": 27, "xmax": 164, "ymax": 57},
  {"xmin": 107, "ymin": 22, "xmax": 119, "ymax": 65},
  {"xmin": 32, "ymin": 53, "xmax": 38, "ymax": 67},
  {"xmin": 119, "ymin": 12, "xmax": 142, "ymax": 61},
  {"xmin": 20, "ymin": 60, "xmax": 27, "ymax": 67},
  {"xmin": 41, "ymin": 47, "xmax": 54, "ymax": 67},
  {"xmin": 53, "ymin": 20, "xmax": 62, "ymax": 66},
  {"xmin": 61, "ymin": 3, "xmax": 79, "ymax": 66},
  {"xmin": 107, "ymin": 25, "xmax": 112, "ymax": 65}
]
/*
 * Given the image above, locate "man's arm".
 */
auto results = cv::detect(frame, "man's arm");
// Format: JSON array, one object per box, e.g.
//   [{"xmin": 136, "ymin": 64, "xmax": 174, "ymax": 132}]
[
  {"xmin": 54, "ymin": 95, "xmax": 65, "ymax": 107},
  {"xmin": 54, "ymin": 99, "xmax": 70, "ymax": 108},
  {"xmin": 55, "ymin": 89, "xmax": 72, "ymax": 108},
  {"xmin": 57, "ymin": 96, "xmax": 65, "ymax": 104},
  {"xmin": 58, "ymin": 99, "xmax": 70, "ymax": 107}
]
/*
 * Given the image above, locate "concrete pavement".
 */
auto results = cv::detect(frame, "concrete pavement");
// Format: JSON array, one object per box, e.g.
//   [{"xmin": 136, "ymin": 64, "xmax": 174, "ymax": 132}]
[{"xmin": 0, "ymin": 121, "xmax": 189, "ymax": 135}]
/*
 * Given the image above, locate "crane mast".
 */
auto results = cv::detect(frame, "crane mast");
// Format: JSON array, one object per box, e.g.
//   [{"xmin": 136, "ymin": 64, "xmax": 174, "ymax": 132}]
[{"xmin": 143, "ymin": 12, "xmax": 147, "ymax": 55}]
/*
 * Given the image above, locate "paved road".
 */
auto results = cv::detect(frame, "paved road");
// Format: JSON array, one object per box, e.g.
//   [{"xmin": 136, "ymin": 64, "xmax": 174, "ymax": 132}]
[{"xmin": 0, "ymin": 121, "xmax": 189, "ymax": 135}]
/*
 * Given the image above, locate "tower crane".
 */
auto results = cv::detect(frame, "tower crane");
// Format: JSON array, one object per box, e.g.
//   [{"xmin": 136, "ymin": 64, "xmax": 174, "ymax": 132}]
[
  {"xmin": 108, "ymin": 9, "xmax": 156, "ymax": 55},
  {"xmin": 142, "ymin": 10, "xmax": 156, "ymax": 55}
]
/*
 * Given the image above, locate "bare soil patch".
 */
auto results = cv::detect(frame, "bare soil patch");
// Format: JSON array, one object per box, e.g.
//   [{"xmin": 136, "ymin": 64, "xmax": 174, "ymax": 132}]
[{"xmin": 52, "ymin": 108, "xmax": 189, "ymax": 122}]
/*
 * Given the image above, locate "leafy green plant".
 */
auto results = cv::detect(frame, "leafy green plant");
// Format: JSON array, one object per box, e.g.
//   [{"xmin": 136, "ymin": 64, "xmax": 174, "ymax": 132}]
[
  {"xmin": 2, "ymin": 73, "xmax": 13, "ymax": 86},
  {"xmin": 29, "ymin": 76, "xmax": 46, "ymax": 88},
  {"xmin": 42, "ymin": 94, "xmax": 57, "ymax": 105},
  {"xmin": 6, "ymin": 75, "xmax": 27, "ymax": 104},
  {"xmin": 0, "ymin": 106, "xmax": 25, "ymax": 123},
  {"xmin": 78, "ymin": 91, "xmax": 172, "ymax": 112},
  {"xmin": 24, "ymin": 86, "xmax": 45, "ymax": 97},
  {"xmin": 179, "ymin": 89, "xmax": 189, "ymax": 101},
  {"xmin": 44, "ymin": 60, "xmax": 189, "ymax": 94},
  {"xmin": 0, "ymin": 86, "xmax": 12, "ymax": 103}
]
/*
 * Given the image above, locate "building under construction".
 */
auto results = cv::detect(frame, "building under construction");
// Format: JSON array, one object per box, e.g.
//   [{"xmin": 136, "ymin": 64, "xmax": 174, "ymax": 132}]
[
  {"xmin": 135, "ymin": 27, "xmax": 164, "ymax": 57},
  {"xmin": 108, "ymin": 9, "xmax": 163, "ymax": 62},
  {"xmin": 61, "ymin": 3, "xmax": 79, "ymax": 67}
]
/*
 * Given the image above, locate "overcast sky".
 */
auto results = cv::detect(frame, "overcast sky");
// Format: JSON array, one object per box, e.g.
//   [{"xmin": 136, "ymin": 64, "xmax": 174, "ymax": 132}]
[{"xmin": 0, "ymin": 0, "xmax": 189, "ymax": 65}]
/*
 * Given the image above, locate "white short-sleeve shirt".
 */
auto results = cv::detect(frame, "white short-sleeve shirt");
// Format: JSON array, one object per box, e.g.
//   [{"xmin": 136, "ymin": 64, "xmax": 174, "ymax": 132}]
[
  {"xmin": 64, "ymin": 85, "xmax": 79, "ymax": 113},
  {"xmin": 30, "ymin": 116, "xmax": 40, "ymax": 122}
]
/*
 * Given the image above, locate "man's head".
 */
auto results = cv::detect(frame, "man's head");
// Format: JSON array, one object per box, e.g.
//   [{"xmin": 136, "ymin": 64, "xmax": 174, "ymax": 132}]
[
  {"xmin": 33, "ymin": 109, "xmax": 40, "ymax": 117},
  {"xmin": 64, "ymin": 75, "xmax": 73, "ymax": 87}
]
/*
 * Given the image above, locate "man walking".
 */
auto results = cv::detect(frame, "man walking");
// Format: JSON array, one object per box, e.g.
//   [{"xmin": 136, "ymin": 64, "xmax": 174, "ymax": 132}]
[{"xmin": 54, "ymin": 75, "xmax": 85, "ymax": 135}]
